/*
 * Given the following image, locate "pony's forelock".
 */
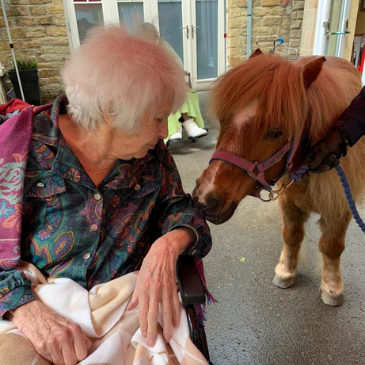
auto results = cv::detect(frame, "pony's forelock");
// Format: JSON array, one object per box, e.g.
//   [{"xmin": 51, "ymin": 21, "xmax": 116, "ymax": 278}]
[
  {"xmin": 211, "ymin": 54, "xmax": 307, "ymax": 136},
  {"xmin": 62, "ymin": 24, "xmax": 187, "ymax": 131}
]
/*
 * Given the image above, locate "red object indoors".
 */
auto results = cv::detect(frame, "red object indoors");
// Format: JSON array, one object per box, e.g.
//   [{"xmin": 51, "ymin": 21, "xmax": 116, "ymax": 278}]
[{"xmin": 357, "ymin": 45, "xmax": 365, "ymax": 72}]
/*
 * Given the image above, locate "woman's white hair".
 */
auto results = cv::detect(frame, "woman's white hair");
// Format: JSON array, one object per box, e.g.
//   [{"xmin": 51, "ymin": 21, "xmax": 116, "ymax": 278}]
[{"xmin": 62, "ymin": 24, "xmax": 187, "ymax": 131}]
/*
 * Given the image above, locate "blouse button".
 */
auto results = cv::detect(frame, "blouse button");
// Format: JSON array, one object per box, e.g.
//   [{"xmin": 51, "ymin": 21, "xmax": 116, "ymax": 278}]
[
  {"xmin": 94, "ymin": 193, "xmax": 101, "ymax": 201},
  {"xmin": 134, "ymin": 184, "xmax": 141, "ymax": 191},
  {"xmin": 83, "ymin": 253, "xmax": 91, "ymax": 260},
  {"xmin": 37, "ymin": 182, "xmax": 45, "ymax": 187},
  {"xmin": 90, "ymin": 224, "xmax": 98, "ymax": 232}
]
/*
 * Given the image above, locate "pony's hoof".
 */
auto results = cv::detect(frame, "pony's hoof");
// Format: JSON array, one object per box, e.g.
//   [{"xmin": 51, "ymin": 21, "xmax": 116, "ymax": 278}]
[
  {"xmin": 272, "ymin": 275, "xmax": 294, "ymax": 289},
  {"xmin": 321, "ymin": 291, "xmax": 344, "ymax": 306}
]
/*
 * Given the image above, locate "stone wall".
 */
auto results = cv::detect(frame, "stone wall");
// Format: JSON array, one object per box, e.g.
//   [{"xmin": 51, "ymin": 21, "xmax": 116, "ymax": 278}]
[
  {"xmin": 0, "ymin": 0, "xmax": 307, "ymax": 102},
  {"xmin": 0, "ymin": 0, "xmax": 70, "ymax": 103},
  {"xmin": 227, "ymin": 0, "xmax": 305, "ymax": 67},
  {"xmin": 300, "ymin": 0, "xmax": 318, "ymax": 57}
]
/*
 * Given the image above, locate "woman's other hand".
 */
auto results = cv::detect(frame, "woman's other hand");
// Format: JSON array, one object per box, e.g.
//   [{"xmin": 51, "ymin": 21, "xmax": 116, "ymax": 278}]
[
  {"xmin": 126, "ymin": 227, "xmax": 195, "ymax": 347},
  {"xmin": 11, "ymin": 301, "xmax": 92, "ymax": 365}
]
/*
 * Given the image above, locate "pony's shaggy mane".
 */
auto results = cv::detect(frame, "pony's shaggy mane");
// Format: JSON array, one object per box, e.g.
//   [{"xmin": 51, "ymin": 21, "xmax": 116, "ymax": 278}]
[{"xmin": 211, "ymin": 53, "xmax": 361, "ymax": 143}]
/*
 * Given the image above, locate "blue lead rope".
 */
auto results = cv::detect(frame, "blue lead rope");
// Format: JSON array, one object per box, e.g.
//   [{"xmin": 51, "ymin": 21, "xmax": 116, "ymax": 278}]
[
  {"xmin": 289, "ymin": 165, "xmax": 309, "ymax": 184},
  {"xmin": 335, "ymin": 165, "xmax": 365, "ymax": 233},
  {"xmin": 289, "ymin": 165, "xmax": 365, "ymax": 233}
]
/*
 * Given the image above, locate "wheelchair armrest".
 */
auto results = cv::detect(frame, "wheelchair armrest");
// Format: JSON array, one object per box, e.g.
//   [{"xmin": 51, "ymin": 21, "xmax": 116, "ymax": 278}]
[{"xmin": 176, "ymin": 255, "xmax": 206, "ymax": 306}]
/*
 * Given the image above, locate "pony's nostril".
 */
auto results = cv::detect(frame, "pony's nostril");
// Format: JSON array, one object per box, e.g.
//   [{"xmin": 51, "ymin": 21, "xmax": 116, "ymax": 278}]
[
  {"xmin": 205, "ymin": 196, "xmax": 221, "ymax": 212},
  {"xmin": 209, "ymin": 199, "xmax": 219, "ymax": 210}
]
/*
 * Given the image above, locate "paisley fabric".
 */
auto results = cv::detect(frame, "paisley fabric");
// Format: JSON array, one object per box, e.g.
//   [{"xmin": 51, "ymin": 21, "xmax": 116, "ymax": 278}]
[
  {"xmin": 0, "ymin": 96, "xmax": 212, "ymax": 317},
  {"xmin": 0, "ymin": 104, "xmax": 50, "ymax": 271}
]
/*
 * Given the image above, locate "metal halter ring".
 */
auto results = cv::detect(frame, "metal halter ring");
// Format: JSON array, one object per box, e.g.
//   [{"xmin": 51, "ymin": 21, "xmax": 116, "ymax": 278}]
[{"xmin": 268, "ymin": 178, "xmax": 295, "ymax": 201}]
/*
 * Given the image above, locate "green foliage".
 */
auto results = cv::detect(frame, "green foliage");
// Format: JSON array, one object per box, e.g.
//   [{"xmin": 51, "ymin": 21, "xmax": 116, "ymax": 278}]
[{"xmin": 13, "ymin": 58, "xmax": 38, "ymax": 70}]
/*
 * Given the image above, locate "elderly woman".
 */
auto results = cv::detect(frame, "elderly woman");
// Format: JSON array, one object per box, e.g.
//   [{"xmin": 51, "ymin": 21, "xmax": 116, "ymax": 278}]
[{"xmin": 0, "ymin": 25, "xmax": 211, "ymax": 365}]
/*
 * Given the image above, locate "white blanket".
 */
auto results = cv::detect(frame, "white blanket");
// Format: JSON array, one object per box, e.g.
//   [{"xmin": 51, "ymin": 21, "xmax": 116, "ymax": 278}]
[{"xmin": 0, "ymin": 262, "xmax": 209, "ymax": 365}]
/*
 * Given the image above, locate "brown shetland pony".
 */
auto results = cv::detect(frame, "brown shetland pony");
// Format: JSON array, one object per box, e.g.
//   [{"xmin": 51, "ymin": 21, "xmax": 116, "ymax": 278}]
[{"xmin": 192, "ymin": 50, "xmax": 365, "ymax": 306}]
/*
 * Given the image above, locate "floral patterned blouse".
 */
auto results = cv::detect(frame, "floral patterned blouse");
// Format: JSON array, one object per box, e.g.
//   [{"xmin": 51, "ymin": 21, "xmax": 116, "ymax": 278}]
[{"xmin": 0, "ymin": 96, "xmax": 212, "ymax": 317}]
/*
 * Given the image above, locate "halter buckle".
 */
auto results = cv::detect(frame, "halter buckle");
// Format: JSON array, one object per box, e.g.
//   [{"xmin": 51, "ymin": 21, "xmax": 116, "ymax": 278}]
[{"xmin": 268, "ymin": 178, "xmax": 295, "ymax": 201}]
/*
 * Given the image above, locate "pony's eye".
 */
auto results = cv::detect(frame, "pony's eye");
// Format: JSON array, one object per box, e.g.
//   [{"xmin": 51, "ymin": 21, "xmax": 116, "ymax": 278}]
[{"xmin": 265, "ymin": 128, "xmax": 283, "ymax": 140}]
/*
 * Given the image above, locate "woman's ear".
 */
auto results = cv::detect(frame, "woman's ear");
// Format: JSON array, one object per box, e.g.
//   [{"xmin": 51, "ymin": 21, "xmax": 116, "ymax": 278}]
[{"xmin": 103, "ymin": 109, "xmax": 114, "ymax": 128}]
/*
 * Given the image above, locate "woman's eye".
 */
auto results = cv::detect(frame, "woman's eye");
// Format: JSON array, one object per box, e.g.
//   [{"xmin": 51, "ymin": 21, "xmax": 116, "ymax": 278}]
[{"xmin": 265, "ymin": 129, "xmax": 283, "ymax": 139}]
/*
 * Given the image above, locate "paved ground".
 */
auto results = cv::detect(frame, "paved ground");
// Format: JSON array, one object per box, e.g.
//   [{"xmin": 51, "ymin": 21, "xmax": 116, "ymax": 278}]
[{"xmin": 168, "ymin": 92, "xmax": 365, "ymax": 365}]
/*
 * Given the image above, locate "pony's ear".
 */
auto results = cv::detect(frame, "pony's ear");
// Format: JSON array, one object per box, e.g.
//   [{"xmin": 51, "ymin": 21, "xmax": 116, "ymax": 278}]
[
  {"xmin": 303, "ymin": 56, "xmax": 326, "ymax": 89},
  {"xmin": 249, "ymin": 49, "xmax": 263, "ymax": 59}
]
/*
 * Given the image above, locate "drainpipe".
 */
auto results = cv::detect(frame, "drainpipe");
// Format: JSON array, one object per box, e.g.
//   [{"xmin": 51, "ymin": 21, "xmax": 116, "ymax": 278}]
[
  {"xmin": 247, "ymin": 0, "xmax": 252, "ymax": 58},
  {"xmin": 224, "ymin": 0, "xmax": 228, "ymax": 72}
]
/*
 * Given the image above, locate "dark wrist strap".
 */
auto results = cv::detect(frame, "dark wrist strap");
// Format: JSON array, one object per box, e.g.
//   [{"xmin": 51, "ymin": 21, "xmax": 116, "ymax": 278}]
[{"xmin": 332, "ymin": 126, "xmax": 349, "ymax": 157}]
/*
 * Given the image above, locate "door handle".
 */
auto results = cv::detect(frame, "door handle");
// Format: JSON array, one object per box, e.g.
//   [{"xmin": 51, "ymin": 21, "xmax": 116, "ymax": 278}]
[
  {"xmin": 331, "ymin": 30, "xmax": 351, "ymax": 35},
  {"xmin": 326, "ymin": 18, "xmax": 351, "ymax": 36},
  {"xmin": 332, "ymin": 18, "xmax": 351, "ymax": 35},
  {"xmin": 181, "ymin": 25, "xmax": 189, "ymax": 39},
  {"xmin": 191, "ymin": 25, "xmax": 200, "ymax": 39},
  {"xmin": 323, "ymin": 20, "xmax": 330, "ymax": 36}
]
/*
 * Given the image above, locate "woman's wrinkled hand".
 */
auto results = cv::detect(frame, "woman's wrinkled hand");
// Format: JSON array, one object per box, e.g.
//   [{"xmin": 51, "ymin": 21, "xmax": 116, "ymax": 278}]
[
  {"xmin": 126, "ymin": 227, "xmax": 195, "ymax": 347},
  {"xmin": 11, "ymin": 300, "xmax": 92, "ymax": 365}
]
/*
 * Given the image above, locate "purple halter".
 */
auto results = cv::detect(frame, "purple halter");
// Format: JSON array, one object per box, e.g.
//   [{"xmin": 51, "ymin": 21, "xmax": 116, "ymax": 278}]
[{"xmin": 209, "ymin": 124, "xmax": 304, "ymax": 201}]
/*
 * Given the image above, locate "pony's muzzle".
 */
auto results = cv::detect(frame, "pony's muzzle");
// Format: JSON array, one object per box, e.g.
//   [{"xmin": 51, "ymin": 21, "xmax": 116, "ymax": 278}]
[{"xmin": 192, "ymin": 190, "xmax": 221, "ymax": 214}]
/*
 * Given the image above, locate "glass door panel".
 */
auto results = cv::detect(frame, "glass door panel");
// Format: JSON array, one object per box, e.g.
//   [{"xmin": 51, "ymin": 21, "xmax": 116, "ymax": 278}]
[
  {"xmin": 74, "ymin": 1, "xmax": 104, "ymax": 43},
  {"xmin": 196, "ymin": 0, "xmax": 218, "ymax": 80},
  {"xmin": 66, "ymin": 0, "xmax": 225, "ymax": 87},
  {"xmin": 158, "ymin": 1, "xmax": 184, "ymax": 63},
  {"xmin": 117, "ymin": 2, "xmax": 144, "ymax": 32},
  {"xmin": 323, "ymin": 0, "xmax": 350, "ymax": 57},
  {"xmin": 325, "ymin": 0, "xmax": 343, "ymax": 56}
]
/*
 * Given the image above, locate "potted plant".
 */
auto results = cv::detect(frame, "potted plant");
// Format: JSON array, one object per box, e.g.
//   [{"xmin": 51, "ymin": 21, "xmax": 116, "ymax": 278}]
[{"xmin": 8, "ymin": 58, "xmax": 41, "ymax": 105}]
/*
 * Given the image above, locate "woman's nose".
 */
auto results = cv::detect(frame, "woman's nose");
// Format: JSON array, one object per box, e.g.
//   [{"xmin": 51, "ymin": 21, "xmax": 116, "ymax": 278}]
[{"xmin": 158, "ymin": 119, "xmax": 169, "ymax": 139}]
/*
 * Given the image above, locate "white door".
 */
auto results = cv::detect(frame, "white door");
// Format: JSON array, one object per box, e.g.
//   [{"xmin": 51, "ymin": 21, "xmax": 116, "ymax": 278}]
[
  {"xmin": 158, "ymin": 0, "xmax": 225, "ymax": 90},
  {"xmin": 64, "ymin": 0, "xmax": 226, "ymax": 90},
  {"xmin": 313, "ymin": 0, "xmax": 351, "ymax": 58}
]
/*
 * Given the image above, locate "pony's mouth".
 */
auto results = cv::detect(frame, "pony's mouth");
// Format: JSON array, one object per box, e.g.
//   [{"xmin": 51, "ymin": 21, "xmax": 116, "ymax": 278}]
[
  {"xmin": 204, "ymin": 203, "xmax": 237, "ymax": 225},
  {"xmin": 192, "ymin": 187, "xmax": 239, "ymax": 225}
]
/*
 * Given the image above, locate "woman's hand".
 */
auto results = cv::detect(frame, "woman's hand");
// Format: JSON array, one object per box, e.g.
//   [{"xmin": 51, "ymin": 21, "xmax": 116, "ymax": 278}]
[
  {"xmin": 126, "ymin": 227, "xmax": 195, "ymax": 347},
  {"xmin": 11, "ymin": 300, "xmax": 92, "ymax": 365}
]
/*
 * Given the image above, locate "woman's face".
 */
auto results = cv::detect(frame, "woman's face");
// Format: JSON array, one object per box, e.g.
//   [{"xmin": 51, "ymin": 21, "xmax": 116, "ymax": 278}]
[{"xmin": 106, "ymin": 102, "xmax": 172, "ymax": 160}]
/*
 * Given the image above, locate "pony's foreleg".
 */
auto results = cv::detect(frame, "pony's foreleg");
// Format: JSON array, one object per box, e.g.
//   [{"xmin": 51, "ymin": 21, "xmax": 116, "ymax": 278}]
[
  {"xmin": 273, "ymin": 196, "xmax": 309, "ymax": 289},
  {"xmin": 318, "ymin": 212, "xmax": 350, "ymax": 306}
]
